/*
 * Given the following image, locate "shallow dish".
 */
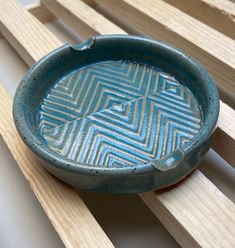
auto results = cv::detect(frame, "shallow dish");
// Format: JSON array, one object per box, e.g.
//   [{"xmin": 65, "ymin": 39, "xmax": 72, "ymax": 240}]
[{"xmin": 13, "ymin": 35, "xmax": 219, "ymax": 193}]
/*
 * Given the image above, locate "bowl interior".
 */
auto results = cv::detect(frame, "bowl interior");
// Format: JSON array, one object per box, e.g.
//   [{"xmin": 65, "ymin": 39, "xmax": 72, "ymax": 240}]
[{"xmin": 14, "ymin": 35, "xmax": 218, "ymax": 170}]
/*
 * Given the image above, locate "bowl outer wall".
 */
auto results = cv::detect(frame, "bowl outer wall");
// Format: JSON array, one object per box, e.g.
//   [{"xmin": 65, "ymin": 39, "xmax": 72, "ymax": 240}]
[{"xmin": 13, "ymin": 35, "xmax": 220, "ymax": 184}]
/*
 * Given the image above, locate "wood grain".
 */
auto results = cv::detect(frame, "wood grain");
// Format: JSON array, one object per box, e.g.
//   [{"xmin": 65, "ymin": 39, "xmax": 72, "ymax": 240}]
[
  {"xmin": 41, "ymin": 0, "xmax": 126, "ymax": 40},
  {"xmin": 163, "ymin": 0, "xmax": 235, "ymax": 40},
  {"xmin": 100, "ymin": 0, "xmax": 235, "ymax": 70},
  {"xmin": 0, "ymin": 0, "xmax": 62, "ymax": 66},
  {"xmin": 201, "ymin": 0, "xmax": 235, "ymax": 19},
  {"xmin": 213, "ymin": 102, "xmax": 235, "ymax": 167},
  {"xmin": 0, "ymin": 85, "xmax": 114, "ymax": 248},
  {"xmin": 140, "ymin": 170, "xmax": 235, "ymax": 248},
  {"xmin": 88, "ymin": 0, "xmax": 235, "ymax": 107},
  {"xmin": 0, "ymin": 3, "xmax": 55, "ymax": 39}
]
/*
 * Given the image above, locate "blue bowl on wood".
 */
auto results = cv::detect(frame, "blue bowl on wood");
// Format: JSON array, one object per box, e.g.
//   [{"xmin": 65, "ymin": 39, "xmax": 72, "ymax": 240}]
[{"xmin": 13, "ymin": 35, "xmax": 219, "ymax": 193}]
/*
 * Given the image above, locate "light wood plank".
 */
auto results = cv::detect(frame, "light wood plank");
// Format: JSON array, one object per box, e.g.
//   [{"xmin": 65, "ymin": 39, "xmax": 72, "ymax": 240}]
[
  {"xmin": 99, "ymin": 0, "xmax": 235, "ymax": 70},
  {"xmin": 163, "ymin": 0, "xmax": 235, "ymax": 40},
  {"xmin": 0, "ymin": 85, "xmax": 114, "ymax": 248},
  {"xmin": 0, "ymin": 3, "xmax": 55, "ymax": 38},
  {"xmin": 0, "ymin": 0, "xmax": 62, "ymax": 66},
  {"xmin": 41, "ymin": 0, "xmax": 126, "ymax": 40},
  {"xmin": 201, "ymin": 0, "xmax": 235, "ymax": 19},
  {"xmin": 213, "ymin": 102, "xmax": 235, "ymax": 167},
  {"xmin": 88, "ymin": 0, "xmax": 235, "ymax": 107},
  {"xmin": 140, "ymin": 170, "xmax": 235, "ymax": 248}
]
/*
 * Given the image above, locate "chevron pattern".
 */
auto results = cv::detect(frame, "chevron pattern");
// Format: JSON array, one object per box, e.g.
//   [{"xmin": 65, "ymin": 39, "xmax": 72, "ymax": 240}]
[
  {"xmin": 39, "ymin": 61, "xmax": 181, "ymax": 131},
  {"xmin": 39, "ymin": 61, "xmax": 202, "ymax": 167}
]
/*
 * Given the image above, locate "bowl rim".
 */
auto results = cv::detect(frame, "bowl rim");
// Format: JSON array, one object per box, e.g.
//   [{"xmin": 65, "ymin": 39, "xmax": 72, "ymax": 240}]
[{"xmin": 13, "ymin": 34, "xmax": 220, "ymax": 176}]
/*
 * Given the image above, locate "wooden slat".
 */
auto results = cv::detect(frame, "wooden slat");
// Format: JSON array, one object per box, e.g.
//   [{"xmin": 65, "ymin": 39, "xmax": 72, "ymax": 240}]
[
  {"xmin": 0, "ymin": 1, "xmax": 114, "ymax": 247},
  {"xmin": 201, "ymin": 0, "xmax": 235, "ymax": 18},
  {"xmin": 0, "ymin": 3, "xmax": 55, "ymax": 39},
  {"xmin": 92, "ymin": 0, "xmax": 235, "ymax": 71},
  {"xmin": 87, "ymin": 0, "xmax": 235, "ymax": 107},
  {"xmin": 140, "ymin": 170, "xmax": 235, "ymax": 248},
  {"xmin": 41, "ymin": 0, "xmax": 126, "ymax": 40},
  {"xmin": 0, "ymin": 0, "xmax": 61, "ymax": 66},
  {"xmin": 163, "ymin": 0, "xmax": 235, "ymax": 40},
  {"xmin": 41, "ymin": 0, "xmax": 235, "ymax": 166},
  {"xmin": 213, "ymin": 102, "xmax": 235, "ymax": 167},
  {"xmin": 0, "ymin": 85, "xmax": 114, "ymax": 248}
]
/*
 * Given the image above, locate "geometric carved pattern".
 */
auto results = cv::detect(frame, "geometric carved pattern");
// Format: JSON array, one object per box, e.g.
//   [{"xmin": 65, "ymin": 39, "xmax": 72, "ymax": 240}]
[{"xmin": 39, "ymin": 61, "xmax": 201, "ymax": 167}]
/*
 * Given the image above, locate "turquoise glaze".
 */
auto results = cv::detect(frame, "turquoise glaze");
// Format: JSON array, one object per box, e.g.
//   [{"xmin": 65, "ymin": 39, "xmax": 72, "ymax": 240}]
[{"xmin": 13, "ymin": 35, "xmax": 219, "ymax": 193}]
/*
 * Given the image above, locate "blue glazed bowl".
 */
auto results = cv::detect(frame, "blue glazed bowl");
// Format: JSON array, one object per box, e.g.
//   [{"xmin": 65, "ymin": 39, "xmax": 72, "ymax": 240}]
[{"xmin": 13, "ymin": 35, "xmax": 219, "ymax": 193}]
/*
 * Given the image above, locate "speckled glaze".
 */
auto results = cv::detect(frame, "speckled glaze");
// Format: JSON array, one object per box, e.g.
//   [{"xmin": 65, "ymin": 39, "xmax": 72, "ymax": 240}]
[{"xmin": 13, "ymin": 35, "xmax": 219, "ymax": 193}]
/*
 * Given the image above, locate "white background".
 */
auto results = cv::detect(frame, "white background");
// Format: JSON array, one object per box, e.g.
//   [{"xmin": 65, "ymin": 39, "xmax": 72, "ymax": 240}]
[{"xmin": 0, "ymin": 1, "xmax": 234, "ymax": 247}]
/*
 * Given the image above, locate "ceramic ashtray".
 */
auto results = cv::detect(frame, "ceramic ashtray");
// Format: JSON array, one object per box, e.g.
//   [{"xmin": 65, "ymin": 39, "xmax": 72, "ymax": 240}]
[{"xmin": 13, "ymin": 35, "xmax": 219, "ymax": 193}]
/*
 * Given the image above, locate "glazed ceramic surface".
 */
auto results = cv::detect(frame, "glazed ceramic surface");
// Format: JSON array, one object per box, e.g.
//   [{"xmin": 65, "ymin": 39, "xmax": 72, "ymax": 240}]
[{"xmin": 13, "ymin": 35, "xmax": 219, "ymax": 193}]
